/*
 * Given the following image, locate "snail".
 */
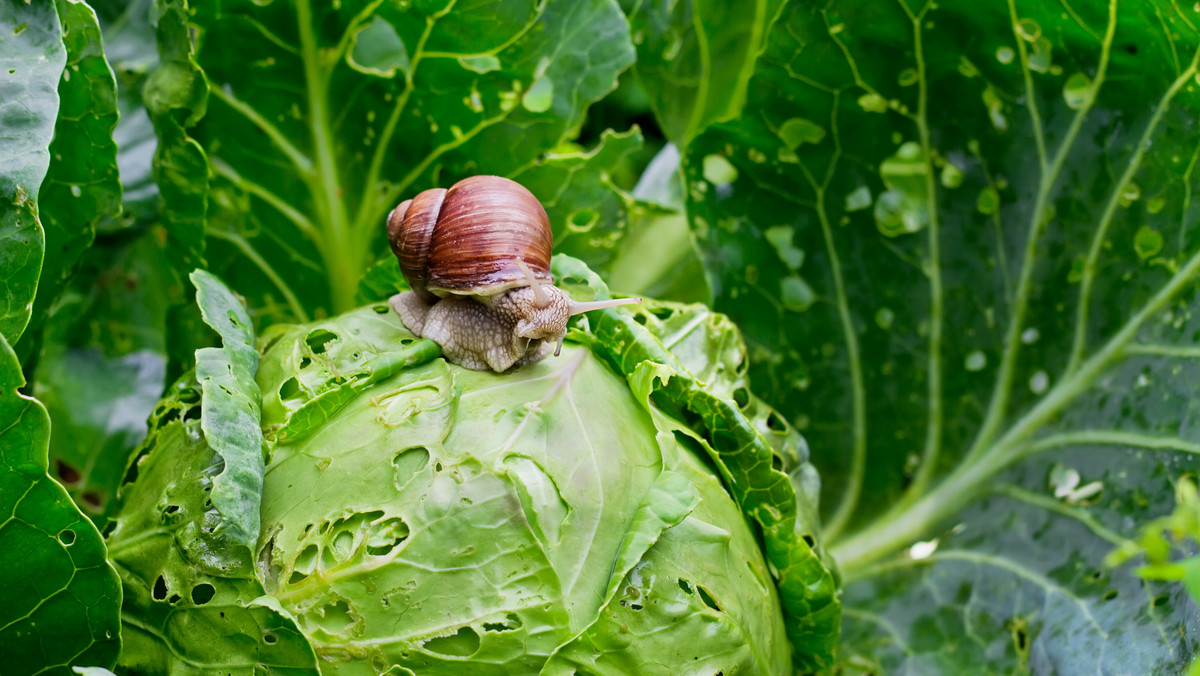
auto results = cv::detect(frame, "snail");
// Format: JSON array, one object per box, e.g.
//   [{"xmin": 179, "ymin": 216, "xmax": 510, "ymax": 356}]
[{"xmin": 386, "ymin": 175, "xmax": 640, "ymax": 372}]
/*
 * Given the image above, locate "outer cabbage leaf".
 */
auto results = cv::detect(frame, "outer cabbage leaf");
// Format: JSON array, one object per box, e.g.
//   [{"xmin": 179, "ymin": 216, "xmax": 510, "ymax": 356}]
[
  {"xmin": 0, "ymin": 333, "xmax": 121, "ymax": 673},
  {"xmin": 682, "ymin": 0, "xmax": 1200, "ymax": 670},
  {"xmin": 552, "ymin": 256, "xmax": 838, "ymax": 669},
  {"xmin": 29, "ymin": 0, "xmax": 121, "ymax": 338},
  {"xmin": 0, "ymin": 0, "xmax": 66, "ymax": 344}
]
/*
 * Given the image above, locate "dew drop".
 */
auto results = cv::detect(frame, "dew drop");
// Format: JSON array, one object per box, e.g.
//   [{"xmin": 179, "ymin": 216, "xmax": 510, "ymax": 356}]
[
  {"xmin": 1063, "ymin": 73, "xmax": 1092, "ymax": 109},
  {"xmin": 996, "ymin": 46, "xmax": 1015, "ymax": 64},
  {"xmin": 1029, "ymin": 370, "xmax": 1050, "ymax": 394},
  {"xmin": 898, "ymin": 68, "xmax": 919, "ymax": 86},
  {"xmin": 875, "ymin": 307, "xmax": 895, "ymax": 330},
  {"xmin": 70, "ymin": 185, "xmax": 81, "ymax": 197},
  {"xmin": 1016, "ymin": 18, "xmax": 1041, "ymax": 42},
  {"xmin": 965, "ymin": 351, "xmax": 987, "ymax": 371},
  {"xmin": 858, "ymin": 93, "xmax": 888, "ymax": 113},
  {"xmin": 1021, "ymin": 327, "xmax": 1040, "ymax": 344}
]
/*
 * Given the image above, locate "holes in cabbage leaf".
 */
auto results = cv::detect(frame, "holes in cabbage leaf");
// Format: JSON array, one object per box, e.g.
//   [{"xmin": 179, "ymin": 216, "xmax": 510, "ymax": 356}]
[
  {"xmin": 299, "ymin": 356, "xmax": 312, "ymax": 369},
  {"xmin": 732, "ymin": 388, "xmax": 749, "ymax": 410},
  {"xmin": 58, "ymin": 529, "xmax": 75, "ymax": 546},
  {"xmin": 366, "ymin": 517, "xmax": 409, "ymax": 556},
  {"xmin": 264, "ymin": 632, "xmax": 278, "ymax": 644},
  {"xmin": 152, "ymin": 575, "xmax": 168, "ymax": 601},
  {"xmin": 481, "ymin": 613, "xmax": 522, "ymax": 632},
  {"xmin": 766, "ymin": 411, "xmax": 787, "ymax": 431},
  {"xmin": 678, "ymin": 578, "xmax": 694, "ymax": 595},
  {"xmin": 305, "ymin": 329, "xmax": 338, "ymax": 354},
  {"xmin": 279, "ymin": 377, "xmax": 303, "ymax": 402},
  {"xmin": 1152, "ymin": 594, "xmax": 1169, "ymax": 608},
  {"xmin": 424, "ymin": 626, "xmax": 480, "ymax": 657},
  {"xmin": 696, "ymin": 585, "xmax": 722, "ymax": 612},
  {"xmin": 801, "ymin": 533, "xmax": 815, "ymax": 548},
  {"xmin": 56, "ymin": 459, "xmax": 81, "ymax": 486},
  {"xmin": 81, "ymin": 491, "xmax": 104, "ymax": 512},
  {"xmin": 392, "ymin": 447, "xmax": 429, "ymax": 489},
  {"xmin": 191, "ymin": 582, "xmax": 216, "ymax": 605},
  {"xmin": 1102, "ymin": 589, "xmax": 1119, "ymax": 601},
  {"xmin": 373, "ymin": 305, "xmax": 390, "ymax": 314}
]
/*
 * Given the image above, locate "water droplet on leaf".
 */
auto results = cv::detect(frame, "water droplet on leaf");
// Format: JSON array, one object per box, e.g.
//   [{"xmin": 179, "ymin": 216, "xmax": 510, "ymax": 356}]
[
  {"xmin": 1063, "ymin": 73, "xmax": 1092, "ymax": 109},
  {"xmin": 1029, "ymin": 370, "xmax": 1049, "ymax": 394},
  {"xmin": 965, "ymin": 351, "xmax": 987, "ymax": 371},
  {"xmin": 1135, "ymin": 225, "xmax": 1164, "ymax": 260},
  {"xmin": 996, "ymin": 46, "xmax": 1015, "ymax": 64}
]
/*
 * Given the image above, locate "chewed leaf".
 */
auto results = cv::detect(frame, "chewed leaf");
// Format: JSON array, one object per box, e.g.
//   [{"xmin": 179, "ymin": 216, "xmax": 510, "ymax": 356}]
[
  {"xmin": 0, "ymin": 334, "xmax": 121, "ymax": 672},
  {"xmin": 190, "ymin": 269, "xmax": 263, "ymax": 550},
  {"xmin": 552, "ymin": 255, "xmax": 840, "ymax": 669}
]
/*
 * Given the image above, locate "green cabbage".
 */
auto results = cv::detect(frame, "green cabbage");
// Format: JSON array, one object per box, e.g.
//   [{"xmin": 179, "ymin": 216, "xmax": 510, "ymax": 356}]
[{"xmin": 105, "ymin": 265, "xmax": 836, "ymax": 674}]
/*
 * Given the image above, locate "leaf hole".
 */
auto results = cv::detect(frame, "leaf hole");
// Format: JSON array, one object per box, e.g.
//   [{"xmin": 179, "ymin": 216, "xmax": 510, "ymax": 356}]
[
  {"xmin": 1152, "ymin": 594, "xmax": 1169, "ymax": 608},
  {"xmin": 305, "ymin": 329, "xmax": 339, "ymax": 354},
  {"xmin": 771, "ymin": 455, "xmax": 783, "ymax": 472},
  {"xmin": 167, "ymin": 594, "xmax": 181, "ymax": 605},
  {"xmin": 58, "ymin": 529, "xmax": 76, "ymax": 546},
  {"xmin": 481, "ymin": 613, "xmax": 522, "ymax": 632},
  {"xmin": 264, "ymin": 632, "xmax": 277, "ymax": 644},
  {"xmin": 191, "ymin": 583, "xmax": 216, "ymax": 605},
  {"xmin": 373, "ymin": 305, "xmax": 390, "ymax": 314},
  {"xmin": 1102, "ymin": 589, "xmax": 1118, "ymax": 601},
  {"xmin": 55, "ymin": 459, "xmax": 81, "ymax": 486},
  {"xmin": 152, "ymin": 575, "xmax": 168, "ymax": 601},
  {"xmin": 279, "ymin": 377, "xmax": 303, "ymax": 401},
  {"xmin": 299, "ymin": 357, "xmax": 312, "ymax": 369},
  {"xmin": 393, "ymin": 447, "xmax": 430, "ymax": 489},
  {"xmin": 182, "ymin": 405, "xmax": 201, "ymax": 423},
  {"xmin": 766, "ymin": 411, "xmax": 786, "ymax": 431},
  {"xmin": 696, "ymin": 585, "xmax": 722, "ymax": 612},
  {"xmin": 81, "ymin": 491, "xmax": 104, "ymax": 512},
  {"xmin": 678, "ymin": 578, "xmax": 694, "ymax": 594},
  {"xmin": 424, "ymin": 626, "xmax": 480, "ymax": 657},
  {"xmin": 634, "ymin": 313, "xmax": 649, "ymax": 326},
  {"xmin": 732, "ymin": 388, "xmax": 749, "ymax": 409},
  {"xmin": 801, "ymin": 533, "xmax": 815, "ymax": 548}
]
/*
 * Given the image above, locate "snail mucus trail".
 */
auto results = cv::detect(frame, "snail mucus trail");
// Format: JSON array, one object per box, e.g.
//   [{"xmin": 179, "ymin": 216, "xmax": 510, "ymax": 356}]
[{"xmin": 386, "ymin": 175, "xmax": 640, "ymax": 372}]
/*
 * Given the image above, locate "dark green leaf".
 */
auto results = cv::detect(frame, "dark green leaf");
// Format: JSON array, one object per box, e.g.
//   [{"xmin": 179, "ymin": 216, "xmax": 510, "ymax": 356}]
[
  {"xmin": 191, "ymin": 0, "xmax": 634, "ymax": 322},
  {"xmin": 629, "ymin": 0, "xmax": 786, "ymax": 146},
  {"xmin": 147, "ymin": 0, "xmax": 209, "ymax": 273},
  {"xmin": 0, "ymin": 333, "xmax": 121, "ymax": 673},
  {"xmin": 682, "ymin": 0, "xmax": 1200, "ymax": 669},
  {"xmin": 0, "ymin": 1, "xmax": 65, "ymax": 344},
  {"xmin": 514, "ymin": 127, "xmax": 642, "ymax": 271},
  {"xmin": 191, "ymin": 269, "xmax": 263, "ymax": 550},
  {"xmin": 30, "ymin": 0, "xmax": 121, "ymax": 337},
  {"xmin": 36, "ymin": 234, "xmax": 172, "ymax": 524}
]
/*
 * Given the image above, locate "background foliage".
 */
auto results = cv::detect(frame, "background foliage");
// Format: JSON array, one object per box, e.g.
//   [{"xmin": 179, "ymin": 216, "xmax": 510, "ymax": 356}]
[{"xmin": 4, "ymin": 0, "xmax": 1200, "ymax": 672}]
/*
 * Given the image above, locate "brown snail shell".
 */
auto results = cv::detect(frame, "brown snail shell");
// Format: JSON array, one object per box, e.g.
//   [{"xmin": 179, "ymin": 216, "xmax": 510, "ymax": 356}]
[{"xmin": 387, "ymin": 175, "xmax": 554, "ymax": 303}]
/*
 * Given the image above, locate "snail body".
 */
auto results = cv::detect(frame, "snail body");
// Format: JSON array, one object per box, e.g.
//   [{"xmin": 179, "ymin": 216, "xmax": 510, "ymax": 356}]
[{"xmin": 386, "ymin": 175, "xmax": 638, "ymax": 372}]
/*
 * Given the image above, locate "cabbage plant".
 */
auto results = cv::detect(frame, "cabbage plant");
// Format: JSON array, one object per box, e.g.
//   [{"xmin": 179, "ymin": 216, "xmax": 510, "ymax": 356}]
[
  {"xmin": 5, "ymin": 0, "xmax": 1200, "ymax": 673},
  {"xmin": 104, "ymin": 264, "xmax": 834, "ymax": 673}
]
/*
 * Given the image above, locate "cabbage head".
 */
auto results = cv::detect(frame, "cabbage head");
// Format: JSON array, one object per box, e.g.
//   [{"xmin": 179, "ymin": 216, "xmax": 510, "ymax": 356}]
[{"xmin": 105, "ymin": 261, "xmax": 838, "ymax": 674}]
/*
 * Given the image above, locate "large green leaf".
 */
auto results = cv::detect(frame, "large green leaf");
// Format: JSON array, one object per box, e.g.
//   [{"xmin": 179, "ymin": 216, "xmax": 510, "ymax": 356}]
[
  {"xmin": 0, "ymin": 1, "xmax": 66, "ymax": 344},
  {"xmin": 146, "ymin": 0, "xmax": 210, "ymax": 274},
  {"xmin": 0, "ymin": 333, "xmax": 121, "ymax": 673},
  {"xmin": 30, "ymin": 0, "xmax": 121, "ymax": 337},
  {"xmin": 683, "ymin": 0, "xmax": 1200, "ymax": 670},
  {"xmin": 190, "ymin": 0, "xmax": 634, "ymax": 322},
  {"xmin": 628, "ymin": 0, "xmax": 787, "ymax": 146}
]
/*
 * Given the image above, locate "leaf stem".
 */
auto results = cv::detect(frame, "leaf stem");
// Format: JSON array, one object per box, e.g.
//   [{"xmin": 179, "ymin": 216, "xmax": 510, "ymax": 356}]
[
  {"xmin": 296, "ymin": 0, "xmax": 358, "ymax": 313},
  {"xmin": 897, "ymin": 7, "xmax": 944, "ymax": 506},
  {"xmin": 834, "ymin": 244, "xmax": 1200, "ymax": 574},
  {"xmin": 812, "ymin": 93, "xmax": 867, "ymax": 542}
]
